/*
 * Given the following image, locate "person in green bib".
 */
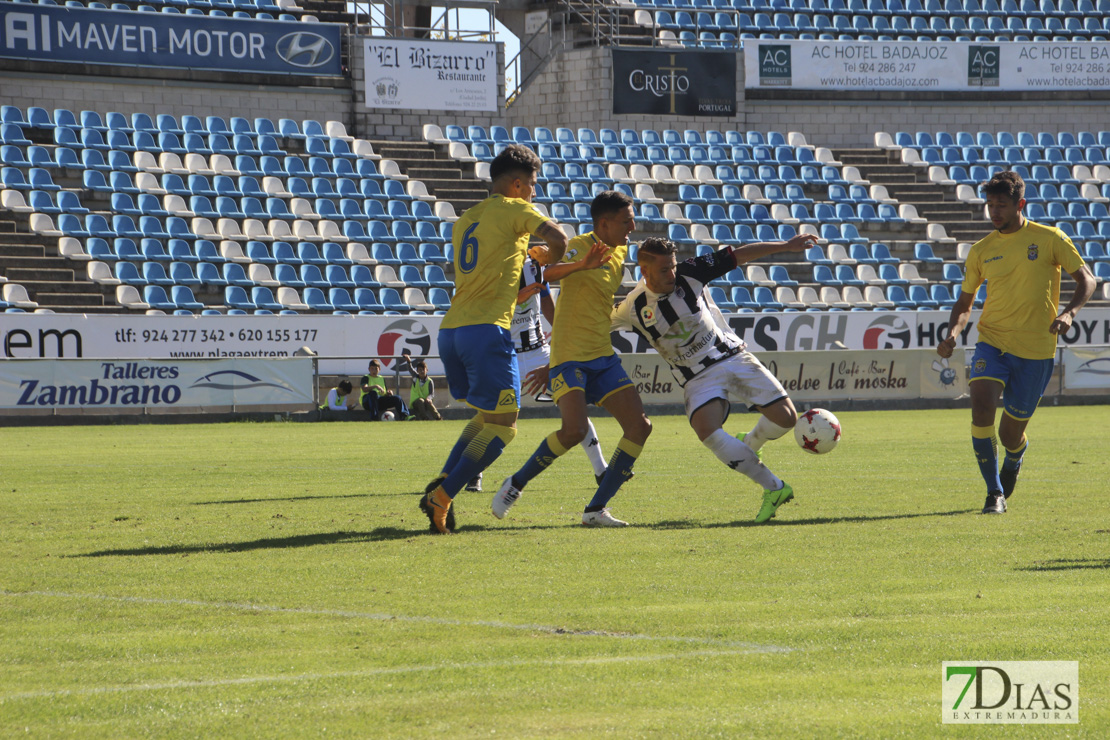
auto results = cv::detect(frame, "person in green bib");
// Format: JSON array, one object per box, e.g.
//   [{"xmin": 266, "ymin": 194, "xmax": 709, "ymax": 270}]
[
  {"xmin": 360, "ymin": 359, "xmax": 408, "ymax": 420},
  {"xmin": 409, "ymin": 359, "xmax": 441, "ymax": 420}
]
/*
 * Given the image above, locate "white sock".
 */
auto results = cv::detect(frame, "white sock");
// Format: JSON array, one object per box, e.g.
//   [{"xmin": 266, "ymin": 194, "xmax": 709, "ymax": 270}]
[
  {"xmin": 703, "ymin": 429, "xmax": 783, "ymax": 490},
  {"xmin": 580, "ymin": 417, "xmax": 607, "ymax": 477},
  {"xmin": 744, "ymin": 415, "xmax": 793, "ymax": 453}
]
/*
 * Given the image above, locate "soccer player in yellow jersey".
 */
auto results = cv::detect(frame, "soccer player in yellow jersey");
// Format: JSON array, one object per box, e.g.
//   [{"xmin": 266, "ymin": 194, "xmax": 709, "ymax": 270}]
[
  {"xmin": 420, "ymin": 145, "xmax": 568, "ymax": 534},
  {"xmin": 937, "ymin": 171, "xmax": 1095, "ymax": 514},
  {"xmin": 492, "ymin": 191, "xmax": 652, "ymax": 527}
]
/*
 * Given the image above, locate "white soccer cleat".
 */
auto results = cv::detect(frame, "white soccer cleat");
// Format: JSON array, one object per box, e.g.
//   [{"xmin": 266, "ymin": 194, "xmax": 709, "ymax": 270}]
[
  {"xmin": 491, "ymin": 477, "xmax": 523, "ymax": 519},
  {"xmin": 581, "ymin": 508, "xmax": 629, "ymax": 527}
]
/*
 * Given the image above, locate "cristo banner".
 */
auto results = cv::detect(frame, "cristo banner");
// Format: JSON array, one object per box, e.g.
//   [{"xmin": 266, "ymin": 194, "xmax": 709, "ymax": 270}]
[
  {"xmin": 612, "ymin": 48, "xmax": 736, "ymax": 116},
  {"xmin": 745, "ymin": 40, "xmax": 1110, "ymax": 91},
  {"xmin": 363, "ymin": 38, "xmax": 498, "ymax": 112}
]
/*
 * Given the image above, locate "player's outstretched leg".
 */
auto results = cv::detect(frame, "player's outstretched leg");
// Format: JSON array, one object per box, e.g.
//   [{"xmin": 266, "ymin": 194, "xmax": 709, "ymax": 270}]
[
  {"xmin": 741, "ymin": 415, "xmax": 793, "ymax": 455},
  {"xmin": 492, "ymin": 432, "xmax": 569, "ymax": 518},
  {"xmin": 703, "ymin": 428, "xmax": 791, "ymax": 522}
]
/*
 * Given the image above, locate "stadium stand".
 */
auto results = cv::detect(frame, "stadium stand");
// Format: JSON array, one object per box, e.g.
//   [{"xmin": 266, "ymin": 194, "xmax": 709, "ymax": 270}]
[{"xmin": 3, "ymin": 107, "xmax": 1110, "ymax": 313}]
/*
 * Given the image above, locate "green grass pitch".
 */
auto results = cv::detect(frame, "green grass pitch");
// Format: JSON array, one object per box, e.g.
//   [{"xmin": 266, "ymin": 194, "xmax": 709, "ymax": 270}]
[{"xmin": 1, "ymin": 407, "xmax": 1107, "ymax": 737}]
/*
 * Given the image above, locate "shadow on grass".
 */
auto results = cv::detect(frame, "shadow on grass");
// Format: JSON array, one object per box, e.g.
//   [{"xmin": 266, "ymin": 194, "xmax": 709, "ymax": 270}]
[
  {"xmin": 71, "ymin": 527, "xmax": 420, "ymax": 557},
  {"xmin": 70, "ymin": 522, "xmax": 571, "ymax": 557},
  {"xmin": 650, "ymin": 508, "xmax": 977, "ymax": 530},
  {"xmin": 194, "ymin": 492, "xmax": 417, "ymax": 506},
  {"xmin": 1017, "ymin": 559, "xmax": 1110, "ymax": 572}
]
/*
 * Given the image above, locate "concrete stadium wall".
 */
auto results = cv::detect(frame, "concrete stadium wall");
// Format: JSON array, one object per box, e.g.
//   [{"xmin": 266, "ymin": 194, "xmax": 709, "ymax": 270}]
[
  {"xmin": 504, "ymin": 46, "xmax": 744, "ymax": 134},
  {"xmin": 503, "ymin": 45, "xmax": 1110, "ymax": 149}
]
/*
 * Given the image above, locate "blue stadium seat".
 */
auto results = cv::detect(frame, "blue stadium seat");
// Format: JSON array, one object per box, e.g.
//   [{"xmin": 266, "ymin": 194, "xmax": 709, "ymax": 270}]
[{"xmin": 144, "ymin": 285, "xmax": 177, "ymax": 310}]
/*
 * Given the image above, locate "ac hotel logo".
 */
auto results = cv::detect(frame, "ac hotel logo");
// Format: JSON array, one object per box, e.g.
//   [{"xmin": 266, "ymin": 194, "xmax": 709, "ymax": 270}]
[
  {"xmin": 628, "ymin": 54, "xmax": 690, "ymax": 113},
  {"xmin": 759, "ymin": 44, "xmax": 792, "ymax": 86},
  {"xmin": 942, "ymin": 661, "xmax": 1078, "ymax": 724}
]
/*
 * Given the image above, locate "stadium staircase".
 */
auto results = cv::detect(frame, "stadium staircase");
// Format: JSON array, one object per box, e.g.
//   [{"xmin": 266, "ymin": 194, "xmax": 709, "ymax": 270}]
[
  {"xmin": 0, "ymin": 217, "xmax": 111, "ymax": 313},
  {"xmin": 370, "ymin": 140, "xmax": 489, "ymax": 214},
  {"xmin": 832, "ymin": 147, "xmax": 985, "ymax": 243}
]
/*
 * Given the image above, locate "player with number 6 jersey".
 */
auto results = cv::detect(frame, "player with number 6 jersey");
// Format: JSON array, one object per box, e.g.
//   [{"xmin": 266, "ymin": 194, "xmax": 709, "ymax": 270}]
[{"xmin": 419, "ymin": 144, "xmax": 568, "ymax": 534}]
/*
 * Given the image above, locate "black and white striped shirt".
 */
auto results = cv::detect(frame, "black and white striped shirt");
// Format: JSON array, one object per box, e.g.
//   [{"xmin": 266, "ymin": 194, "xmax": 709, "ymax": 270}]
[
  {"xmin": 611, "ymin": 247, "xmax": 744, "ymax": 386},
  {"xmin": 511, "ymin": 257, "xmax": 547, "ymax": 353}
]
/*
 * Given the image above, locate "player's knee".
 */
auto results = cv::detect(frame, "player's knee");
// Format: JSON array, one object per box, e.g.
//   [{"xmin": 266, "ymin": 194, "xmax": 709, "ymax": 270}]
[
  {"xmin": 561, "ymin": 422, "xmax": 589, "ymax": 446},
  {"xmin": 637, "ymin": 415, "xmax": 653, "ymax": 442}
]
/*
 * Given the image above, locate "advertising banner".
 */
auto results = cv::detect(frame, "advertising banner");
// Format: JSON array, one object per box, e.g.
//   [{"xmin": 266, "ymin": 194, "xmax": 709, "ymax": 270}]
[
  {"xmin": 620, "ymin": 348, "xmax": 966, "ymax": 405},
  {"xmin": 363, "ymin": 38, "xmax": 498, "ymax": 112},
  {"xmin": 5, "ymin": 310, "xmax": 1110, "ymax": 373},
  {"xmin": 612, "ymin": 48, "xmax": 736, "ymax": 116},
  {"xmin": 744, "ymin": 40, "xmax": 1110, "ymax": 92},
  {"xmin": 0, "ymin": 3, "xmax": 342, "ymax": 75},
  {"xmin": 0, "ymin": 313, "xmax": 439, "ymax": 376},
  {"xmin": 0, "ymin": 358, "xmax": 314, "ymax": 412},
  {"xmin": 1061, "ymin": 346, "xmax": 1110, "ymax": 389}
]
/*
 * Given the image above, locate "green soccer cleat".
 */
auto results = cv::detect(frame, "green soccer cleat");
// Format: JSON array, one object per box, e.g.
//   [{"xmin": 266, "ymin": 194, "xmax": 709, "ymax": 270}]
[
  {"xmin": 737, "ymin": 432, "xmax": 763, "ymax": 461},
  {"xmin": 755, "ymin": 482, "xmax": 793, "ymax": 523}
]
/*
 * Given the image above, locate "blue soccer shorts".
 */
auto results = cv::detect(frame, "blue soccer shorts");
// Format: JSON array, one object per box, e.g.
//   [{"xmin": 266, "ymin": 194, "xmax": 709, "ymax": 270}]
[
  {"xmin": 549, "ymin": 354, "xmax": 633, "ymax": 407},
  {"xmin": 968, "ymin": 342, "xmax": 1054, "ymax": 420},
  {"xmin": 438, "ymin": 324, "xmax": 520, "ymax": 413}
]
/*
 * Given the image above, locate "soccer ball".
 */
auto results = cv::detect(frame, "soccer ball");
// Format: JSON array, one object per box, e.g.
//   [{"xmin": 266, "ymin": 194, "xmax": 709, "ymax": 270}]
[
  {"xmin": 379, "ymin": 411, "xmax": 396, "ymax": 422},
  {"xmin": 794, "ymin": 408, "xmax": 841, "ymax": 455}
]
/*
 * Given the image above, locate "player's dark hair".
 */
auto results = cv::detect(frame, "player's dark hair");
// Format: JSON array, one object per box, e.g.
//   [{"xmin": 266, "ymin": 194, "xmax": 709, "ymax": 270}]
[
  {"xmin": 489, "ymin": 144, "xmax": 542, "ymax": 183},
  {"xmin": 638, "ymin": 237, "xmax": 678, "ymax": 259},
  {"xmin": 414, "ymin": 359, "xmax": 426, "ymax": 371},
  {"xmin": 337, "ymin": 380, "xmax": 353, "ymax": 394},
  {"xmin": 590, "ymin": 190, "xmax": 634, "ymax": 223},
  {"xmin": 981, "ymin": 170, "xmax": 1025, "ymax": 203}
]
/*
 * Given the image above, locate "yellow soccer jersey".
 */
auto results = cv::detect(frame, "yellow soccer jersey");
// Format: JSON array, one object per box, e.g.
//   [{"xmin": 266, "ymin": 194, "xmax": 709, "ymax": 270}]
[
  {"xmin": 440, "ymin": 195, "xmax": 549, "ymax": 331},
  {"xmin": 962, "ymin": 218, "xmax": 1085, "ymax": 360},
  {"xmin": 549, "ymin": 232, "xmax": 629, "ymax": 366}
]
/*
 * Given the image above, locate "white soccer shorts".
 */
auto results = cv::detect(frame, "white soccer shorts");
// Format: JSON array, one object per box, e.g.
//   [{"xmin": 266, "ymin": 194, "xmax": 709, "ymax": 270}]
[{"xmin": 682, "ymin": 351, "xmax": 788, "ymax": 418}]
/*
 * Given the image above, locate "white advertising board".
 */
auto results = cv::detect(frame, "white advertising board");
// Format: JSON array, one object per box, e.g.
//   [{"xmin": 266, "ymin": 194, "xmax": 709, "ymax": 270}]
[
  {"xmin": 621, "ymin": 348, "xmax": 966, "ymax": 406},
  {"xmin": 1061, "ymin": 346, "xmax": 1110, "ymax": 389},
  {"xmin": 745, "ymin": 40, "xmax": 1110, "ymax": 91},
  {"xmin": 363, "ymin": 37, "xmax": 498, "ymax": 112},
  {"xmin": 0, "ymin": 358, "xmax": 314, "ymax": 412},
  {"xmin": 5, "ymin": 310, "xmax": 1110, "ymax": 374}
]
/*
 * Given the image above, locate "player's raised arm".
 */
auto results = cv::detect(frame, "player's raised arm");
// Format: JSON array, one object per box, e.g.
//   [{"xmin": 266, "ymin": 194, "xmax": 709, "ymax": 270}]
[
  {"xmin": 543, "ymin": 239, "xmax": 612, "ymax": 282},
  {"xmin": 532, "ymin": 220, "xmax": 569, "ymax": 264},
  {"xmin": 1050, "ymin": 264, "xmax": 1096, "ymax": 335},
  {"xmin": 731, "ymin": 233, "xmax": 819, "ymax": 265}
]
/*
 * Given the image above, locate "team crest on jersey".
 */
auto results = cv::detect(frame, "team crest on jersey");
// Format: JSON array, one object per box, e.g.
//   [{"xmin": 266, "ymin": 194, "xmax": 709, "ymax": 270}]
[
  {"xmin": 1027, "ymin": 244, "xmax": 1039, "ymax": 261},
  {"xmin": 974, "ymin": 358, "xmax": 987, "ymax": 372},
  {"xmin": 676, "ymin": 286, "xmax": 686, "ymax": 300},
  {"xmin": 640, "ymin": 305, "xmax": 657, "ymax": 327},
  {"xmin": 565, "ymin": 249, "xmax": 578, "ymax": 260}
]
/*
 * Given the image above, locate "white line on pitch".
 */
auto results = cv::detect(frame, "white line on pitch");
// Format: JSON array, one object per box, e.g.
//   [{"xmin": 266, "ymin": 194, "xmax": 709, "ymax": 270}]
[
  {"xmin": 0, "ymin": 589, "xmax": 791, "ymax": 652},
  {"xmin": 0, "ymin": 648, "xmax": 760, "ymax": 702}
]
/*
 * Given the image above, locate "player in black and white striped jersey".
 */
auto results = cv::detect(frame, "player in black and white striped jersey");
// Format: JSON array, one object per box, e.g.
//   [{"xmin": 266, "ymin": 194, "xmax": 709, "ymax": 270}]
[{"xmin": 611, "ymin": 234, "xmax": 817, "ymax": 523}]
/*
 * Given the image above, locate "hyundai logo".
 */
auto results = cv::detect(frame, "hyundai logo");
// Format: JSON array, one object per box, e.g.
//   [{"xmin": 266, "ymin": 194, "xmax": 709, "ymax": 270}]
[{"xmin": 276, "ymin": 32, "xmax": 335, "ymax": 69}]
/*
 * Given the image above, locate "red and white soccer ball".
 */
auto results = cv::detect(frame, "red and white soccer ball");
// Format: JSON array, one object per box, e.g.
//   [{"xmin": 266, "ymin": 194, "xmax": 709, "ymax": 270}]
[{"xmin": 794, "ymin": 408, "xmax": 842, "ymax": 455}]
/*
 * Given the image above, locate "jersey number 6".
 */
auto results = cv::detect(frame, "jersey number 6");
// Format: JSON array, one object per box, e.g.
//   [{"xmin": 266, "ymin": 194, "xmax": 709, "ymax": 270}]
[{"xmin": 459, "ymin": 222, "xmax": 480, "ymax": 273}]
